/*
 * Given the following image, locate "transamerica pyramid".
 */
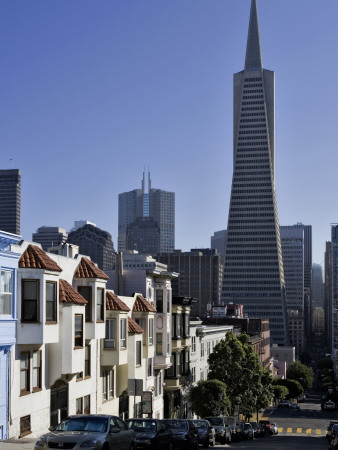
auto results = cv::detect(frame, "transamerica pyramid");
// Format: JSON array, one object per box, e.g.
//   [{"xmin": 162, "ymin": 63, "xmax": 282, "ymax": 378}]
[{"xmin": 221, "ymin": 0, "xmax": 289, "ymax": 345}]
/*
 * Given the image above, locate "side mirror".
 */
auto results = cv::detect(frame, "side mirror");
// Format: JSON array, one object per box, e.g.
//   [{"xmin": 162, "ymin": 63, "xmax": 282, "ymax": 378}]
[
  {"xmin": 48, "ymin": 426, "xmax": 55, "ymax": 432},
  {"xmin": 110, "ymin": 426, "xmax": 121, "ymax": 434}
]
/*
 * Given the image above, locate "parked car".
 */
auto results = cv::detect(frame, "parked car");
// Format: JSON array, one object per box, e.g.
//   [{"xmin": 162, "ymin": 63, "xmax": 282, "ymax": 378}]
[
  {"xmin": 324, "ymin": 400, "xmax": 336, "ymax": 411},
  {"xmin": 259, "ymin": 420, "xmax": 274, "ymax": 435},
  {"xmin": 270, "ymin": 423, "xmax": 278, "ymax": 435},
  {"xmin": 126, "ymin": 418, "xmax": 172, "ymax": 449},
  {"xmin": 290, "ymin": 402, "xmax": 300, "ymax": 411},
  {"xmin": 327, "ymin": 422, "xmax": 338, "ymax": 442},
  {"xmin": 329, "ymin": 435, "xmax": 338, "ymax": 450},
  {"xmin": 278, "ymin": 400, "xmax": 290, "ymax": 408},
  {"xmin": 240, "ymin": 422, "xmax": 254, "ymax": 440},
  {"xmin": 189, "ymin": 420, "xmax": 215, "ymax": 447},
  {"xmin": 204, "ymin": 417, "xmax": 231, "ymax": 444},
  {"xmin": 224, "ymin": 416, "xmax": 242, "ymax": 442},
  {"xmin": 162, "ymin": 419, "xmax": 198, "ymax": 449},
  {"xmin": 34, "ymin": 414, "xmax": 136, "ymax": 450}
]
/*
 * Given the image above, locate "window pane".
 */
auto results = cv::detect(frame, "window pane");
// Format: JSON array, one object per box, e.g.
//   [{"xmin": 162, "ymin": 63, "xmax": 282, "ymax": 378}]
[
  {"xmin": 1, "ymin": 271, "xmax": 12, "ymax": 293},
  {"xmin": 149, "ymin": 319, "xmax": 153, "ymax": 345},
  {"xmin": 120, "ymin": 319, "xmax": 126, "ymax": 348},
  {"xmin": 46, "ymin": 282, "xmax": 56, "ymax": 322},
  {"xmin": 105, "ymin": 319, "xmax": 115, "ymax": 348},
  {"xmin": 109, "ymin": 370, "xmax": 114, "ymax": 398},
  {"xmin": 1, "ymin": 293, "xmax": 12, "ymax": 315},
  {"xmin": 96, "ymin": 288, "xmax": 104, "ymax": 321},
  {"xmin": 20, "ymin": 353, "xmax": 29, "ymax": 369},
  {"xmin": 22, "ymin": 281, "xmax": 38, "ymax": 322},
  {"xmin": 78, "ymin": 287, "xmax": 91, "ymax": 322},
  {"xmin": 23, "ymin": 281, "xmax": 37, "ymax": 299},
  {"xmin": 156, "ymin": 333, "xmax": 163, "ymax": 355},
  {"xmin": 156, "ymin": 290, "xmax": 163, "ymax": 313}
]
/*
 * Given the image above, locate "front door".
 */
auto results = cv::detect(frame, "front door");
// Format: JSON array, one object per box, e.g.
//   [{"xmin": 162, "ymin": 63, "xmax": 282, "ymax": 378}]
[{"xmin": 50, "ymin": 380, "xmax": 68, "ymax": 427}]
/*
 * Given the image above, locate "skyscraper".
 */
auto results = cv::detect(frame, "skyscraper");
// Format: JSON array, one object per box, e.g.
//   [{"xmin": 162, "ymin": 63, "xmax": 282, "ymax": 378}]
[
  {"xmin": 221, "ymin": 0, "xmax": 288, "ymax": 345},
  {"xmin": 32, "ymin": 226, "xmax": 68, "ymax": 251},
  {"xmin": 0, "ymin": 169, "xmax": 21, "ymax": 235},
  {"xmin": 118, "ymin": 171, "xmax": 174, "ymax": 254}
]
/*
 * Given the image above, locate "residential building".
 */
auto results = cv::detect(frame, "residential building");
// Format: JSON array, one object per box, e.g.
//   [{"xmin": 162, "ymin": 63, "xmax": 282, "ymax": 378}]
[
  {"xmin": 32, "ymin": 226, "xmax": 68, "ymax": 251},
  {"xmin": 0, "ymin": 231, "xmax": 21, "ymax": 439},
  {"xmin": 221, "ymin": 0, "xmax": 288, "ymax": 345},
  {"xmin": 67, "ymin": 223, "xmax": 115, "ymax": 271},
  {"xmin": 280, "ymin": 226, "xmax": 305, "ymax": 357},
  {"xmin": 118, "ymin": 171, "xmax": 175, "ymax": 254},
  {"xmin": 157, "ymin": 249, "xmax": 224, "ymax": 318},
  {"xmin": 210, "ymin": 230, "xmax": 227, "ymax": 258},
  {"xmin": 0, "ymin": 169, "xmax": 21, "ymax": 235}
]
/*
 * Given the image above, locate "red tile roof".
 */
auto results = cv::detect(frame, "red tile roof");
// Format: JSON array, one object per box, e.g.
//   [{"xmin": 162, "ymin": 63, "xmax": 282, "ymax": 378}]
[
  {"xmin": 106, "ymin": 291, "xmax": 130, "ymax": 312},
  {"xmin": 74, "ymin": 257, "xmax": 109, "ymax": 280},
  {"xmin": 19, "ymin": 244, "xmax": 62, "ymax": 272},
  {"xmin": 59, "ymin": 279, "xmax": 87, "ymax": 305},
  {"xmin": 128, "ymin": 317, "xmax": 144, "ymax": 334},
  {"xmin": 133, "ymin": 294, "xmax": 156, "ymax": 313}
]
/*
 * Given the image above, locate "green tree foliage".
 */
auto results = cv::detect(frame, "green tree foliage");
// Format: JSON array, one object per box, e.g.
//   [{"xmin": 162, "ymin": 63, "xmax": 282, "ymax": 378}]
[
  {"xmin": 272, "ymin": 385, "xmax": 289, "ymax": 402},
  {"xmin": 286, "ymin": 361, "xmax": 314, "ymax": 390},
  {"xmin": 207, "ymin": 331, "xmax": 273, "ymax": 416},
  {"xmin": 272, "ymin": 378, "xmax": 303, "ymax": 400},
  {"xmin": 189, "ymin": 380, "xmax": 230, "ymax": 418},
  {"xmin": 317, "ymin": 358, "xmax": 334, "ymax": 370}
]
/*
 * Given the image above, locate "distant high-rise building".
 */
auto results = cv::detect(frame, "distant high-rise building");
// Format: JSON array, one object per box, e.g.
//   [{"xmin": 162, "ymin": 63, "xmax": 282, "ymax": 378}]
[
  {"xmin": 118, "ymin": 171, "xmax": 174, "ymax": 254},
  {"xmin": 221, "ymin": 0, "xmax": 288, "ymax": 345},
  {"xmin": 211, "ymin": 230, "xmax": 227, "ymax": 258},
  {"xmin": 312, "ymin": 263, "xmax": 324, "ymax": 310},
  {"xmin": 0, "ymin": 169, "xmax": 21, "ymax": 235},
  {"xmin": 325, "ymin": 226, "xmax": 338, "ymax": 355},
  {"xmin": 292, "ymin": 223, "xmax": 312, "ymax": 294},
  {"xmin": 325, "ymin": 241, "xmax": 333, "ymax": 352},
  {"xmin": 67, "ymin": 223, "xmax": 115, "ymax": 271},
  {"xmin": 32, "ymin": 226, "xmax": 68, "ymax": 251},
  {"xmin": 71, "ymin": 220, "xmax": 96, "ymax": 232},
  {"xmin": 157, "ymin": 249, "xmax": 224, "ymax": 318}
]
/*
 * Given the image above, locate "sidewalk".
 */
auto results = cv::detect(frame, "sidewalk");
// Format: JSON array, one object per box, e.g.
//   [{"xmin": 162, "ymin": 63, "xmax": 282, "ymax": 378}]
[{"xmin": 0, "ymin": 439, "xmax": 35, "ymax": 450}]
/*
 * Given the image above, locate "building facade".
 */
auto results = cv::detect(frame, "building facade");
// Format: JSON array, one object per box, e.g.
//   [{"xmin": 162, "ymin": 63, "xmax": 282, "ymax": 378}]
[
  {"xmin": 0, "ymin": 169, "xmax": 21, "ymax": 235},
  {"xmin": 118, "ymin": 171, "xmax": 175, "ymax": 254},
  {"xmin": 0, "ymin": 231, "xmax": 20, "ymax": 439},
  {"xmin": 32, "ymin": 226, "xmax": 68, "ymax": 251},
  {"xmin": 157, "ymin": 249, "xmax": 224, "ymax": 318},
  {"xmin": 210, "ymin": 230, "xmax": 227, "ymax": 259},
  {"xmin": 221, "ymin": 0, "xmax": 288, "ymax": 345}
]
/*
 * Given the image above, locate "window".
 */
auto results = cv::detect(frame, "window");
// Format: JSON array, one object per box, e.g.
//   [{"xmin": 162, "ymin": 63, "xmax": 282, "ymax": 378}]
[
  {"xmin": 136, "ymin": 341, "xmax": 142, "ymax": 366},
  {"xmin": 147, "ymin": 358, "xmax": 153, "ymax": 377},
  {"xmin": 22, "ymin": 280, "xmax": 39, "ymax": 322},
  {"xmin": 105, "ymin": 319, "xmax": 115, "ymax": 349},
  {"xmin": 20, "ymin": 415, "xmax": 31, "ymax": 437},
  {"xmin": 183, "ymin": 314, "xmax": 189, "ymax": 337},
  {"xmin": 84, "ymin": 395, "xmax": 90, "ymax": 414},
  {"xmin": 200, "ymin": 343, "xmax": 205, "ymax": 358},
  {"xmin": 156, "ymin": 290, "xmax": 163, "ymax": 313},
  {"xmin": 167, "ymin": 332, "xmax": 170, "ymax": 355},
  {"xmin": 75, "ymin": 315, "xmax": 83, "ymax": 348},
  {"xmin": 191, "ymin": 367, "xmax": 196, "ymax": 383},
  {"xmin": 177, "ymin": 314, "xmax": 183, "ymax": 338},
  {"xmin": 76, "ymin": 397, "xmax": 83, "ymax": 414},
  {"xmin": 156, "ymin": 333, "xmax": 163, "ymax": 355},
  {"xmin": 96, "ymin": 288, "xmax": 104, "ymax": 322},
  {"xmin": 102, "ymin": 369, "xmax": 114, "ymax": 401},
  {"xmin": 20, "ymin": 352, "xmax": 30, "ymax": 394},
  {"xmin": 172, "ymin": 314, "xmax": 176, "ymax": 337},
  {"xmin": 1, "ymin": 270, "xmax": 13, "ymax": 316},
  {"xmin": 120, "ymin": 318, "xmax": 127, "ymax": 348},
  {"xmin": 85, "ymin": 344, "xmax": 90, "ymax": 377},
  {"xmin": 148, "ymin": 318, "xmax": 153, "ymax": 345},
  {"xmin": 78, "ymin": 286, "xmax": 92, "ymax": 322},
  {"xmin": 166, "ymin": 290, "xmax": 171, "ymax": 313},
  {"xmin": 136, "ymin": 318, "xmax": 145, "ymax": 344},
  {"xmin": 191, "ymin": 336, "xmax": 196, "ymax": 353},
  {"xmin": 46, "ymin": 281, "xmax": 56, "ymax": 322},
  {"xmin": 32, "ymin": 351, "xmax": 41, "ymax": 391}
]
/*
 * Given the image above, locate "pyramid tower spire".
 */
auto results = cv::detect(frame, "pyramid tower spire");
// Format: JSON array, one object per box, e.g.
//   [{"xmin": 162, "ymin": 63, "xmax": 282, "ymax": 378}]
[{"xmin": 245, "ymin": 0, "xmax": 263, "ymax": 71}]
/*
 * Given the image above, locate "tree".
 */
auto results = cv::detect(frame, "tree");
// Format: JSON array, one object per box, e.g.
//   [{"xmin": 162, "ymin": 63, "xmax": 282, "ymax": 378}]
[
  {"xmin": 286, "ymin": 361, "xmax": 314, "ymax": 390},
  {"xmin": 273, "ymin": 378, "xmax": 303, "ymax": 400},
  {"xmin": 208, "ymin": 331, "xmax": 273, "ymax": 417},
  {"xmin": 189, "ymin": 380, "xmax": 230, "ymax": 418},
  {"xmin": 272, "ymin": 385, "xmax": 289, "ymax": 403}
]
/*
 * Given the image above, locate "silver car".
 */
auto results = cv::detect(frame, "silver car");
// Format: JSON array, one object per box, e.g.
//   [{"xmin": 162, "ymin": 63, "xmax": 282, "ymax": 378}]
[{"xmin": 34, "ymin": 415, "xmax": 136, "ymax": 449}]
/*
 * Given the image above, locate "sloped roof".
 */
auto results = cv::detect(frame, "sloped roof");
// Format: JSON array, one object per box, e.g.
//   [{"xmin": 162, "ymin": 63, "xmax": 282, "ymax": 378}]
[
  {"xmin": 74, "ymin": 257, "xmax": 109, "ymax": 280},
  {"xmin": 59, "ymin": 279, "xmax": 87, "ymax": 305},
  {"xmin": 106, "ymin": 291, "xmax": 130, "ymax": 312},
  {"xmin": 19, "ymin": 244, "xmax": 62, "ymax": 272},
  {"xmin": 133, "ymin": 294, "xmax": 156, "ymax": 313},
  {"xmin": 128, "ymin": 316, "xmax": 144, "ymax": 334}
]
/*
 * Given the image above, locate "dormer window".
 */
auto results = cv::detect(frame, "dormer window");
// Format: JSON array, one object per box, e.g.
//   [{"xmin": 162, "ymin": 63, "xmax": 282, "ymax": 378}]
[
  {"xmin": 75, "ymin": 315, "xmax": 84, "ymax": 348},
  {"xmin": 96, "ymin": 288, "xmax": 104, "ymax": 322},
  {"xmin": 22, "ymin": 280, "xmax": 39, "ymax": 323},
  {"xmin": 46, "ymin": 281, "xmax": 57, "ymax": 322}
]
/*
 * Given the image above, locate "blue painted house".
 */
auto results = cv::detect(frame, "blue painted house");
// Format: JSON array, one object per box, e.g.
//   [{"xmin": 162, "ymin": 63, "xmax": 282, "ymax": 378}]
[{"xmin": 0, "ymin": 231, "xmax": 20, "ymax": 439}]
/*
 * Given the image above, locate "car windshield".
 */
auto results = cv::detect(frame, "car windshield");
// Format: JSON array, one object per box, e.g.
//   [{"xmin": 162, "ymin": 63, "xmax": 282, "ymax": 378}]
[
  {"xmin": 206, "ymin": 418, "xmax": 223, "ymax": 426},
  {"xmin": 55, "ymin": 418, "xmax": 108, "ymax": 433},
  {"xmin": 192, "ymin": 421, "xmax": 207, "ymax": 429},
  {"xmin": 164, "ymin": 420, "xmax": 188, "ymax": 431},
  {"xmin": 127, "ymin": 420, "xmax": 157, "ymax": 433}
]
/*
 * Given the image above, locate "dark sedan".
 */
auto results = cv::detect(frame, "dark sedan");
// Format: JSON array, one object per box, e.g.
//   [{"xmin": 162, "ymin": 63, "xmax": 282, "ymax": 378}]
[
  {"xmin": 34, "ymin": 415, "xmax": 136, "ymax": 450},
  {"xmin": 189, "ymin": 420, "xmax": 215, "ymax": 447},
  {"xmin": 162, "ymin": 419, "xmax": 198, "ymax": 449},
  {"xmin": 126, "ymin": 419, "xmax": 172, "ymax": 450}
]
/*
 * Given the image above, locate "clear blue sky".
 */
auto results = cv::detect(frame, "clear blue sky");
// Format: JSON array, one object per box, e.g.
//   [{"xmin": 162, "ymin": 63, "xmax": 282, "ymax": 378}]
[{"xmin": 1, "ymin": 0, "xmax": 337, "ymax": 266}]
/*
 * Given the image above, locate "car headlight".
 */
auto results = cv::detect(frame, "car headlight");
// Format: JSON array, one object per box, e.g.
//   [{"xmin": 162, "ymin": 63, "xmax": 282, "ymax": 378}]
[
  {"xmin": 80, "ymin": 439, "xmax": 98, "ymax": 448},
  {"xmin": 35, "ymin": 439, "xmax": 46, "ymax": 447}
]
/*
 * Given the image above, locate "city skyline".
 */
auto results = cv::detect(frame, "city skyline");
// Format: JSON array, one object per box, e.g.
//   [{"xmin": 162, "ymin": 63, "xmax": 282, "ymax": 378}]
[{"xmin": 2, "ymin": 0, "xmax": 337, "ymax": 265}]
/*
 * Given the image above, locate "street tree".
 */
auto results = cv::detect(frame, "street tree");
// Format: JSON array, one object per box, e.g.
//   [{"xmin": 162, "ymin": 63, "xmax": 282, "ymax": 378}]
[
  {"xmin": 273, "ymin": 378, "xmax": 303, "ymax": 400},
  {"xmin": 272, "ymin": 385, "xmax": 289, "ymax": 404},
  {"xmin": 286, "ymin": 360, "xmax": 314, "ymax": 390},
  {"xmin": 189, "ymin": 379, "xmax": 230, "ymax": 418}
]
